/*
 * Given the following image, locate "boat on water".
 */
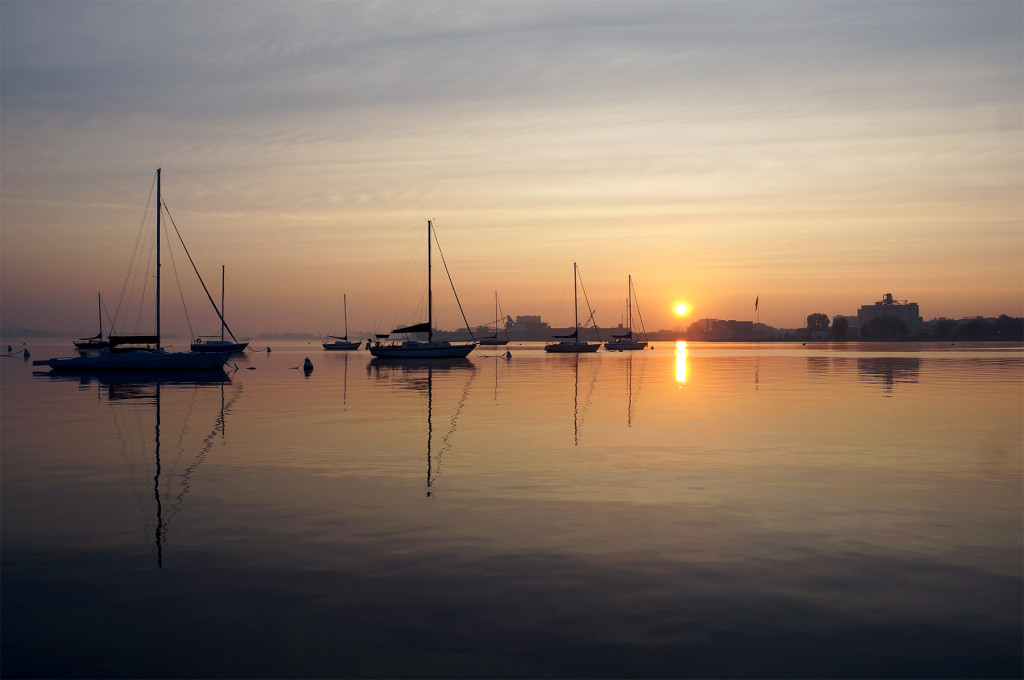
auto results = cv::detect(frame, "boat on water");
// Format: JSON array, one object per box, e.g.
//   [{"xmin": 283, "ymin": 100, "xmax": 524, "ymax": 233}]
[
  {"xmin": 36, "ymin": 169, "xmax": 231, "ymax": 371},
  {"xmin": 604, "ymin": 274, "xmax": 648, "ymax": 351},
  {"xmin": 73, "ymin": 293, "xmax": 111, "ymax": 349},
  {"xmin": 369, "ymin": 220, "xmax": 477, "ymax": 359},
  {"xmin": 478, "ymin": 291, "xmax": 510, "ymax": 346},
  {"xmin": 544, "ymin": 262, "xmax": 601, "ymax": 353},
  {"xmin": 323, "ymin": 294, "xmax": 360, "ymax": 350},
  {"xmin": 191, "ymin": 265, "xmax": 249, "ymax": 353}
]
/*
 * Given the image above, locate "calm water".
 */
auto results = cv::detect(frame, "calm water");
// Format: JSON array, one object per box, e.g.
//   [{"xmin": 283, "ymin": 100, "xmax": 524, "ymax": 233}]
[{"xmin": 2, "ymin": 341, "xmax": 1021, "ymax": 678}]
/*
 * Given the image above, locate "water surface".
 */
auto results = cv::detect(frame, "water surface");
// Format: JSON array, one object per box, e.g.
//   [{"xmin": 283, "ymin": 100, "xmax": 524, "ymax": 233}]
[{"xmin": 3, "ymin": 341, "xmax": 1021, "ymax": 678}]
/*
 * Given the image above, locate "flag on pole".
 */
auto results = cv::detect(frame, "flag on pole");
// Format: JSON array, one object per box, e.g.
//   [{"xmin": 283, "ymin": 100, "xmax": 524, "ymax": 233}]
[{"xmin": 754, "ymin": 296, "xmax": 759, "ymax": 311}]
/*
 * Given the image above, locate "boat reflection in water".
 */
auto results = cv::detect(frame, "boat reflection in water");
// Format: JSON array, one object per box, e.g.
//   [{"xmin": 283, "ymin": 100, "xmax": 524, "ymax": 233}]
[
  {"xmin": 623, "ymin": 353, "xmax": 648, "ymax": 428},
  {"xmin": 41, "ymin": 369, "xmax": 239, "ymax": 568},
  {"xmin": 321, "ymin": 350, "xmax": 353, "ymax": 408},
  {"xmin": 562, "ymin": 354, "xmax": 601, "ymax": 447},
  {"xmin": 367, "ymin": 358, "xmax": 475, "ymax": 496},
  {"xmin": 858, "ymin": 357, "xmax": 921, "ymax": 394}
]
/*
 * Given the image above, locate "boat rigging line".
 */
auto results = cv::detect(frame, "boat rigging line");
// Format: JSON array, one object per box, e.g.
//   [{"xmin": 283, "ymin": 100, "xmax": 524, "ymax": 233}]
[
  {"xmin": 161, "ymin": 200, "xmax": 241, "ymax": 343},
  {"xmin": 112, "ymin": 174, "xmax": 158, "ymax": 337},
  {"xmin": 577, "ymin": 269, "xmax": 603, "ymax": 342},
  {"xmin": 161, "ymin": 216, "xmax": 197, "ymax": 342},
  {"xmin": 428, "ymin": 221, "xmax": 476, "ymax": 341}
]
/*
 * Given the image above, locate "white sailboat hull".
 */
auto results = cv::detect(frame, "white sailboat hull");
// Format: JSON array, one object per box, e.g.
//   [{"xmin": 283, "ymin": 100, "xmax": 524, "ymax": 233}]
[
  {"xmin": 191, "ymin": 340, "xmax": 248, "ymax": 353},
  {"xmin": 36, "ymin": 348, "xmax": 230, "ymax": 371},
  {"xmin": 323, "ymin": 340, "xmax": 361, "ymax": 350},
  {"xmin": 543, "ymin": 341, "xmax": 601, "ymax": 353},
  {"xmin": 369, "ymin": 341, "xmax": 477, "ymax": 359},
  {"xmin": 603, "ymin": 340, "xmax": 647, "ymax": 351}
]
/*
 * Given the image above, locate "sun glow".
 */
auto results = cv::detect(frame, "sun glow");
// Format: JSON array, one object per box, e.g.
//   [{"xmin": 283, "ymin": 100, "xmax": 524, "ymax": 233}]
[{"xmin": 674, "ymin": 303, "xmax": 689, "ymax": 316}]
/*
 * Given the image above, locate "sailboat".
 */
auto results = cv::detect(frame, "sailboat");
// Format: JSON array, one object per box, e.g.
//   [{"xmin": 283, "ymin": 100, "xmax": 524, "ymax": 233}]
[
  {"xmin": 35, "ymin": 169, "xmax": 232, "ymax": 371},
  {"xmin": 478, "ymin": 291, "xmax": 510, "ymax": 346},
  {"xmin": 73, "ymin": 293, "xmax": 111, "ymax": 349},
  {"xmin": 191, "ymin": 265, "xmax": 249, "ymax": 353},
  {"xmin": 544, "ymin": 262, "xmax": 601, "ymax": 353},
  {"xmin": 369, "ymin": 220, "xmax": 477, "ymax": 359},
  {"xmin": 323, "ymin": 294, "xmax": 360, "ymax": 350},
  {"xmin": 603, "ymin": 275, "xmax": 648, "ymax": 351}
]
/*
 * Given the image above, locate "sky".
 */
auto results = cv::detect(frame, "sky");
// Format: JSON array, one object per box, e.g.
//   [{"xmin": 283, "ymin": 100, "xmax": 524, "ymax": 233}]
[{"xmin": 2, "ymin": 0, "xmax": 1022, "ymax": 337}]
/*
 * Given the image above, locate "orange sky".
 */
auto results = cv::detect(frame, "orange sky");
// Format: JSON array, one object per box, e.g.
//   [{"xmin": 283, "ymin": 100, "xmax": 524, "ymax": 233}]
[{"xmin": 2, "ymin": 2, "xmax": 1021, "ymax": 336}]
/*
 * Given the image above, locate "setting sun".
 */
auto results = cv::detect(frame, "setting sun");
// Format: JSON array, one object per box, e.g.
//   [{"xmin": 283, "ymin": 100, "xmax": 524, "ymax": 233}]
[{"xmin": 674, "ymin": 303, "xmax": 689, "ymax": 316}]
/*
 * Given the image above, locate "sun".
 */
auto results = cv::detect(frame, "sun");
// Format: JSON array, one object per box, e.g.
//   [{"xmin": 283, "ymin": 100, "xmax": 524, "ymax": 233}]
[{"xmin": 674, "ymin": 303, "xmax": 689, "ymax": 316}]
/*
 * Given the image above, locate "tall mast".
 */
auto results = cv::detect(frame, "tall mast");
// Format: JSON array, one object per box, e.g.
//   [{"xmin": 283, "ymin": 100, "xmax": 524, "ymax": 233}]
[
  {"xmin": 427, "ymin": 220, "xmax": 433, "ymax": 342},
  {"xmin": 628, "ymin": 274, "xmax": 633, "ymax": 334},
  {"xmin": 343, "ymin": 294, "xmax": 348, "ymax": 339},
  {"xmin": 97, "ymin": 293, "xmax": 103, "ymax": 337},
  {"xmin": 220, "ymin": 265, "xmax": 226, "ymax": 342},
  {"xmin": 573, "ymin": 262, "xmax": 579, "ymax": 334},
  {"xmin": 156, "ymin": 168, "xmax": 161, "ymax": 350}
]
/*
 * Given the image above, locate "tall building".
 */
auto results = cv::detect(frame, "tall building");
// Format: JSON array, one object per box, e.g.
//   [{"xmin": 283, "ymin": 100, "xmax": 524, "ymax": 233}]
[
  {"xmin": 857, "ymin": 293, "xmax": 923, "ymax": 337},
  {"xmin": 505, "ymin": 315, "xmax": 551, "ymax": 341}
]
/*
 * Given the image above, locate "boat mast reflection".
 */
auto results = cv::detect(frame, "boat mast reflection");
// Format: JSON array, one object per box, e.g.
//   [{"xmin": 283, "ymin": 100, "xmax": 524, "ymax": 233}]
[
  {"xmin": 45, "ymin": 370, "xmax": 235, "ymax": 568},
  {"xmin": 571, "ymin": 355, "xmax": 600, "ymax": 446},
  {"xmin": 367, "ymin": 358, "xmax": 475, "ymax": 496},
  {"xmin": 623, "ymin": 353, "xmax": 647, "ymax": 428}
]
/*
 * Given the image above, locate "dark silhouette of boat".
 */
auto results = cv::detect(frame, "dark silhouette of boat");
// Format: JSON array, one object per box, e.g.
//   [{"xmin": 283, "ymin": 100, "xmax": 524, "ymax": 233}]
[
  {"xmin": 36, "ymin": 169, "xmax": 231, "ymax": 371},
  {"xmin": 369, "ymin": 220, "xmax": 477, "ymax": 359},
  {"xmin": 545, "ymin": 262, "xmax": 600, "ymax": 353},
  {"xmin": 73, "ymin": 293, "xmax": 111, "ymax": 349}
]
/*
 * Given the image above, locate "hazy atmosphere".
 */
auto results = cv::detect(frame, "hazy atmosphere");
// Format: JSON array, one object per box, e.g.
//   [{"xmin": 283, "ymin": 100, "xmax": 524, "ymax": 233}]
[{"xmin": 3, "ymin": 0, "xmax": 1021, "ymax": 337}]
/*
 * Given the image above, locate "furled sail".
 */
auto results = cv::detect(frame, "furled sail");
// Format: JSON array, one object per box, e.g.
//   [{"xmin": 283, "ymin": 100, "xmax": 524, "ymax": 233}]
[
  {"xmin": 109, "ymin": 335, "xmax": 159, "ymax": 346},
  {"xmin": 392, "ymin": 322, "xmax": 431, "ymax": 334}
]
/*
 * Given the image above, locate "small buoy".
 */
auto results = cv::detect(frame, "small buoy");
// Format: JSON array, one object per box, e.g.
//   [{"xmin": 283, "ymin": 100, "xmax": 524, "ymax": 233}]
[
  {"xmin": 267, "ymin": 347, "xmax": 272, "ymax": 353},
  {"xmin": 504, "ymin": 350, "xmax": 511, "ymax": 358},
  {"xmin": 23, "ymin": 349, "xmax": 30, "ymax": 358},
  {"xmin": 6, "ymin": 345, "xmax": 11, "ymax": 352},
  {"xmin": 302, "ymin": 357, "xmax": 313, "ymax": 372}
]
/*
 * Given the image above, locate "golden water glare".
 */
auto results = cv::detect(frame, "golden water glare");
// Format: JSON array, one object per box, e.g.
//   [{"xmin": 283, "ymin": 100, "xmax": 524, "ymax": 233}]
[{"xmin": 675, "ymin": 341, "xmax": 688, "ymax": 384}]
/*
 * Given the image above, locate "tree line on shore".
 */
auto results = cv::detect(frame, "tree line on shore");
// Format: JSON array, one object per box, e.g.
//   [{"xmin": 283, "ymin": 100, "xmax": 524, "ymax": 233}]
[
  {"xmin": 801, "ymin": 313, "xmax": 1023, "ymax": 341},
  {"xmin": 678, "ymin": 314, "xmax": 1024, "ymax": 342}
]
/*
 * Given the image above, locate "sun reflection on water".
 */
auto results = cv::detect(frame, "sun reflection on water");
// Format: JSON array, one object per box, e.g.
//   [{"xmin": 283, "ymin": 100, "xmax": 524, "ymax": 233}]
[{"xmin": 675, "ymin": 341, "xmax": 687, "ymax": 384}]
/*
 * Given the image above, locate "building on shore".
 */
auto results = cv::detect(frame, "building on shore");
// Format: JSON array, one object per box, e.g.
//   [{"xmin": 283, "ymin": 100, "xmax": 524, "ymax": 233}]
[
  {"xmin": 857, "ymin": 293, "xmax": 923, "ymax": 337},
  {"xmin": 504, "ymin": 315, "xmax": 551, "ymax": 341}
]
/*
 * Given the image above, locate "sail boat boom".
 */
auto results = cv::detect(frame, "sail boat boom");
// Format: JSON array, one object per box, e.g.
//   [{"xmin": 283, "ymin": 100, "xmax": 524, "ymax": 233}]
[{"xmin": 392, "ymin": 322, "xmax": 432, "ymax": 334}]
